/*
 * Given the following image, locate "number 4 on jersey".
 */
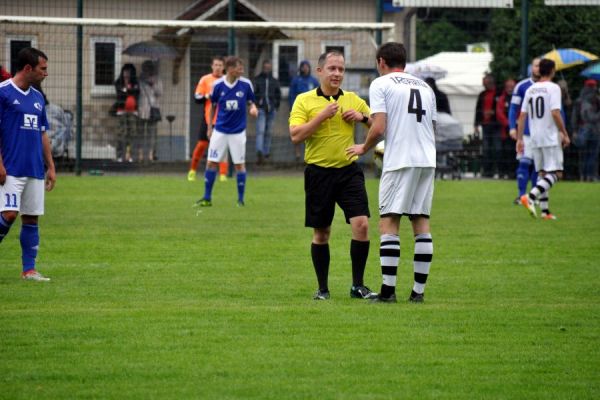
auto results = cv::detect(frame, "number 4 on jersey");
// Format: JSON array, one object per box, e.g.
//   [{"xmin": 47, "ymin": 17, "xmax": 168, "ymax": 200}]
[{"xmin": 408, "ymin": 89, "xmax": 426, "ymax": 123}]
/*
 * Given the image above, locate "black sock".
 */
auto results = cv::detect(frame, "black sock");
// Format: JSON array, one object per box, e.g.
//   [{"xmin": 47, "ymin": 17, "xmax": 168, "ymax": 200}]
[
  {"xmin": 311, "ymin": 243, "xmax": 330, "ymax": 292},
  {"xmin": 350, "ymin": 239, "xmax": 370, "ymax": 287}
]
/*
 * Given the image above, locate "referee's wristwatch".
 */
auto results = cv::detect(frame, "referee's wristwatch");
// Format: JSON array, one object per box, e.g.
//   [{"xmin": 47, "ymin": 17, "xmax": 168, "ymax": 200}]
[{"xmin": 361, "ymin": 114, "xmax": 369, "ymax": 124}]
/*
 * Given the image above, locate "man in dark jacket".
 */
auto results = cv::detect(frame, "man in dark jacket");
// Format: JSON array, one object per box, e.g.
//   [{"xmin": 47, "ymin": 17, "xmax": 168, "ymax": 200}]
[
  {"xmin": 474, "ymin": 73, "xmax": 501, "ymax": 178},
  {"xmin": 253, "ymin": 60, "xmax": 281, "ymax": 164}
]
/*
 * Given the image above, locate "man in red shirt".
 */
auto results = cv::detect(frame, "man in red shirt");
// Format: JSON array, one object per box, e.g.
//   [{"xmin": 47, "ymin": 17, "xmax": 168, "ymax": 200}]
[
  {"xmin": 474, "ymin": 74, "xmax": 502, "ymax": 178},
  {"xmin": 496, "ymin": 78, "xmax": 516, "ymax": 178}
]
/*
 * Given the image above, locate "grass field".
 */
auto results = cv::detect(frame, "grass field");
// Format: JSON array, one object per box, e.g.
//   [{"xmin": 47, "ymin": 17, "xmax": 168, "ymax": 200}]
[{"xmin": 1, "ymin": 174, "xmax": 599, "ymax": 399}]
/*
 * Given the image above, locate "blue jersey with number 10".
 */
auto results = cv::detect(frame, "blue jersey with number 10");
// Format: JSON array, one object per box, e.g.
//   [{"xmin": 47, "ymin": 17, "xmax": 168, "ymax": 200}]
[
  {"xmin": 0, "ymin": 80, "xmax": 49, "ymax": 179},
  {"xmin": 211, "ymin": 77, "xmax": 255, "ymax": 134}
]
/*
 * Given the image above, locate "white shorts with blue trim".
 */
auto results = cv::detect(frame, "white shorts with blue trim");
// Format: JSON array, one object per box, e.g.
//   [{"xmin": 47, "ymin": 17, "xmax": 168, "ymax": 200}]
[
  {"xmin": 0, "ymin": 176, "xmax": 45, "ymax": 215},
  {"xmin": 207, "ymin": 129, "xmax": 246, "ymax": 164}
]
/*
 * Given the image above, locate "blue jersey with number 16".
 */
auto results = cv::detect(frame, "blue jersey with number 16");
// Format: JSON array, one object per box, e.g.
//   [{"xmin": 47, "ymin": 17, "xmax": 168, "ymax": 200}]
[
  {"xmin": 0, "ymin": 80, "xmax": 49, "ymax": 179},
  {"xmin": 211, "ymin": 77, "xmax": 255, "ymax": 134}
]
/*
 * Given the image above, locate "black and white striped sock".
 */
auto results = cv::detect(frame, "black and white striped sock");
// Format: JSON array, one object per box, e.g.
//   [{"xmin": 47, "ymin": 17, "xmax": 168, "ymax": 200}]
[
  {"xmin": 530, "ymin": 173, "xmax": 558, "ymax": 201},
  {"xmin": 413, "ymin": 233, "xmax": 433, "ymax": 295},
  {"xmin": 380, "ymin": 234, "xmax": 399, "ymax": 297},
  {"xmin": 539, "ymin": 191, "xmax": 550, "ymax": 215}
]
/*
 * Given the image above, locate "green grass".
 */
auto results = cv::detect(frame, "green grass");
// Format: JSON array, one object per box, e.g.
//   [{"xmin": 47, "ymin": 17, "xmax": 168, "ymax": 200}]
[{"xmin": 1, "ymin": 174, "xmax": 599, "ymax": 399}]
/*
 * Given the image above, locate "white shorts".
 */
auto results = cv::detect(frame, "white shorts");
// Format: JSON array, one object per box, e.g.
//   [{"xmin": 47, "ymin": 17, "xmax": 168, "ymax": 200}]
[
  {"xmin": 0, "ymin": 176, "xmax": 45, "ymax": 215},
  {"xmin": 207, "ymin": 129, "xmax": 246, "ymax": 164},
  {"xmin": 379, "ymin": 167, "xmax": 434, "ymax": 217},
  {"xmin": 517, "ymin": 135, "xmax": 533, "ymax": 160},
  {"xmin": 532, "ymin": 146, "xmax": 563, "ymax": 172}
]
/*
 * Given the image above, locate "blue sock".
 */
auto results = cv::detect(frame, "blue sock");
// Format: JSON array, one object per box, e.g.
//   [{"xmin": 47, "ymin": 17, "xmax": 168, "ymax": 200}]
[
  {"xmin": 20, "ymin": 224, "xmax": 39, "ymax": 273},
  {"xmin": 516, "ymin": 158, "xmax": 532, "ymax": 196},
  {"xmin": 0, "ymin": 214, "xmax": 14, "ymax": 243},
  {"xmin": 203, "ymin": 168, "xmax": 217, "ymax": 201},
  {"xmin": 237, "ymin": 171, "xmax": 246, "ymax": 203}
]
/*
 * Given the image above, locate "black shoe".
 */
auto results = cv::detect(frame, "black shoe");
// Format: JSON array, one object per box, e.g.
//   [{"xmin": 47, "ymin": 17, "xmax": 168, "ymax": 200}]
[
  {"xmin": 371, "ymin": 293, "xmax": 397, "ymax": 303},
  {"xmin": 408, "ymin": 291, "xmax": 424, "ymax": 303},
  {"xmin": 313, "ymin": 289, "xmax": 330, "ymax": 300},
  {"xmin": 350, "ymin": 285, "xmax": 378, "ymax": 299},
  {"xmin": 513, "ymin": 196, "xmax": 521, "ymax": 206}
]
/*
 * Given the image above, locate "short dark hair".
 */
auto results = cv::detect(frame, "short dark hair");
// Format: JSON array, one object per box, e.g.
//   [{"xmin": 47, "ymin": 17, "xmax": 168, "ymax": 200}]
[
  {"xmin": 317, "ymin": 51, "xmax": 344, "ymax": 67},
  {"xmin": 224, "ymin": 56, "xmax": 242, "ymax": 69},
  {"xmin": 376, "ymin": 42, "xmax": 406, "ymax": 69},
  {"xmin": 212, "ymin": 56, "xmax": 224, "ymax": 64},
  {"xmin": 16, "ymin": 47, "xmax": 48, "ymax": 72},
  {"xmin": 539, "ymin": 58, "xmax": 556, "ymax": 77}
]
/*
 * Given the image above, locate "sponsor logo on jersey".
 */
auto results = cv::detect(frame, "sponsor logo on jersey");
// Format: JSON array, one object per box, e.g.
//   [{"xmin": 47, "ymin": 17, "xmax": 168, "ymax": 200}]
[
  {"xmin": 225, "ymin": 100, "xmax": 239, "ymax": 110},
  {"xmin": 22, "ymin": 114, "xmax": 39, "ymax": 130}
]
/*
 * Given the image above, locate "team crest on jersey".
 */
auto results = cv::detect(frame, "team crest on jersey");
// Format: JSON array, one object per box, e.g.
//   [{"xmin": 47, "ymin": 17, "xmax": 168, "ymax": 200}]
[
  {"xmin": 22, "ymin": 114, "xmax": 39, "ymax": 130},
  {"xmin": 236, "ymin": 91, "xmax": 244, "ymax": 98},
  {"xmin": 34, "ymin": 102, "xmax": 43, "ymax": 111}
]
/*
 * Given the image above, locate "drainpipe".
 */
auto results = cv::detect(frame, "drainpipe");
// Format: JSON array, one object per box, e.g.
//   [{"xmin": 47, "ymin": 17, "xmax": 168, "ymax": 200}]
[
  {"xmin": 403, "ymin": 8, "xmax": 417, "ymax": 62},
  {"xmin": 75, "ymin": 0, "xmax": 83, "ymax": 175}
]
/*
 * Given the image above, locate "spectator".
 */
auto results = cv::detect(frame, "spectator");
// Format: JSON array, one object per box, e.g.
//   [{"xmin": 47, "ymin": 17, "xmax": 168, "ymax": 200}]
[
  {"xmin": 289, "ymin": 60, "xmax": 319, "ymax": 163},
  {"xmin": 0, "ymin": 64, "xmax": 11, "ymax": 82},
  {"xmin": 253, "ymin": 60, "xmax": 281, "ymax": 165},
  {"xmin": 114, "ymin": 63, "xmax": 139, "ymax": 162},
  {"xmin": 574, "ymin": 79, "xmax": 600, "ymax": 181},
  {"xmin": 138, "ymin": 60, "xmax": 163, "ymax": 162},
  {"xmin": 496, "ymin": 78, "xmax": 516, "ymax": 178},
  {"xmin": 425, "ymin": 77, "xmax": 451, "ymax": 114},
  {"xmin": 474, "ymin": 73, "xmax": 501, "ymax": 178}
]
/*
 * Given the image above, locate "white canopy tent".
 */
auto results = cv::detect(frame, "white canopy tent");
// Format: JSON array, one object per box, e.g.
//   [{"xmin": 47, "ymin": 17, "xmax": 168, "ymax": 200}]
[{"xmin": 412, "ymin": 51, "xmax": 494, "ymax": 136}]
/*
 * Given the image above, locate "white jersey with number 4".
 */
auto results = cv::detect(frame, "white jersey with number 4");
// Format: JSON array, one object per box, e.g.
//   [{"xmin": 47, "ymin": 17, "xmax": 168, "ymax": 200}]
[
  {"xmin": 520, "ymin": 81, "xmax": 562, "ymax": 148},
  {"xmin": 369, "ymin": 72, "xmax": 437, "ymax": 171}
]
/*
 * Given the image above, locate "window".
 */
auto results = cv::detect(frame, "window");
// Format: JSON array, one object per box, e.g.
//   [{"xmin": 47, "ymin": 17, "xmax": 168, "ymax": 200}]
[
  {"xmin": 273, "ymin": 40, "xmax": 304, "ymax": 94},
  {"xmin": 90, "ymin": 36, "xmax": 121, "ymax": 95},
  {"xmin": 5, "ymin": 35, "xmax": 38, "ymax": 76},
  {"xmin": 321, "ymin": 40, "xmax": 352, "ymax": 64}
]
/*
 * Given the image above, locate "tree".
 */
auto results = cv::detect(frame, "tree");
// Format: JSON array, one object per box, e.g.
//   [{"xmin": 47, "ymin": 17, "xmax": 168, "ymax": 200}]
[{"xmin": 490, "ymin": 0, "xmax": 600, "ymax": 97}]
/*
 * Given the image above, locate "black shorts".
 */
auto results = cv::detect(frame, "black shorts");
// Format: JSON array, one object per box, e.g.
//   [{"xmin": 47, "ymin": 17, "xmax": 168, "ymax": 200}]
[
  {"xmin": 304, "ymin": 163, "xmax": 370, "ymax": 228},
  {"xmin": 197, "ymin": 118, "xmax": 208, "ymax": 141}
]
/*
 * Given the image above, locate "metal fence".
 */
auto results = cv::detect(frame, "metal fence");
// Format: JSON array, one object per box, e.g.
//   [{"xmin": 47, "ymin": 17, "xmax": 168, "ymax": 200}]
[{"xmin": 1, "ymin": 0, "xmax": 599, "ymax": 180}]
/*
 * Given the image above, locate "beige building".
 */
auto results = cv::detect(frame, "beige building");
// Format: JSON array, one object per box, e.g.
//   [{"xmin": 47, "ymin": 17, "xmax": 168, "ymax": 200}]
[{"xmin": 1, "ymin": 0, "xmax": 415, "ymax": 162}]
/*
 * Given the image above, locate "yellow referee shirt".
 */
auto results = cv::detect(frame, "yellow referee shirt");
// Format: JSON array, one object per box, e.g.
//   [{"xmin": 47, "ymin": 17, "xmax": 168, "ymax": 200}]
[{"xmin": 289, "ymin": 88, "xmax": 370, "ymax": 168}]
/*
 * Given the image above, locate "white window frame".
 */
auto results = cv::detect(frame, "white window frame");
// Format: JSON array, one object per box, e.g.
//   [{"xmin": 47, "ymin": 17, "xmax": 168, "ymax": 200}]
[
  {"xmin": 272, "ymin": 40, "xmax": 304, "ymax": 97},
  {"xmin": 90, "ymin": 36, "xmax": 122, "ymax": 96},
  {"xmin": 5, "ymin": 35, "xmax": 38, "ymax": 74},
  {"xmin": 321, "ymin": 40, "xmax": 352, "ymax": 64}
]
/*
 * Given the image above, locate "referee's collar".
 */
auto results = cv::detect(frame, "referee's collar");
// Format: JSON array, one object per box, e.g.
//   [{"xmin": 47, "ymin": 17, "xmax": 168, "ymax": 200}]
[{"xmin": 317, "ymin": 86, "xmax": 344, "ymax": 101}]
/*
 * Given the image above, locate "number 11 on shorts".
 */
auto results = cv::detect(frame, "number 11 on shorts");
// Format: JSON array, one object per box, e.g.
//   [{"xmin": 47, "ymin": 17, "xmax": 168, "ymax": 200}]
[{"xmin": 4, "ymin": 193, "xmax": 17, "ymax": 208}]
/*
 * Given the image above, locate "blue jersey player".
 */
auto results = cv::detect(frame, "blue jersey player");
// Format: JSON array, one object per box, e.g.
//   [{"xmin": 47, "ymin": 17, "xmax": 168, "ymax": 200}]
[
  {"xmin": 508, "ymin": 58, "xmax": 540, "ymax": 204},
  {"xmin": 0, "ymin": 47, "xmax": 55, "ymax": 281},
  {"xmin": 196, "ymin": 56, "xmax": 257, "ymax": 207}
]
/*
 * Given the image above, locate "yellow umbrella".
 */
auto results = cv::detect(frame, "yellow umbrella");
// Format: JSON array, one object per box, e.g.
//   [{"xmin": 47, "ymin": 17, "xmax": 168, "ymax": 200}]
[{"xmin": 540, "ymin": 48, "xmax": 599, "ymax": 71}]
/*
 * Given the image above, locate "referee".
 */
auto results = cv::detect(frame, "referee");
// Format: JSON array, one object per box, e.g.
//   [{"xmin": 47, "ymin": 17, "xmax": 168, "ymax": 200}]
[{"xmin": 289, "ymin": 51, "xmax": 377, "ymax": 300}]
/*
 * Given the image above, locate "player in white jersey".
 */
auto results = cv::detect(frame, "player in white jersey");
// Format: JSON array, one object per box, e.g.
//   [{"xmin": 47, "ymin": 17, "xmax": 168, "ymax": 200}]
[
  {"xmin": 347, "ymin": 42, "xmax": 436, "ymax": 303},
  {"xmin": 516, "ymin": 59, "xmax": 570, "ymax": 220}
]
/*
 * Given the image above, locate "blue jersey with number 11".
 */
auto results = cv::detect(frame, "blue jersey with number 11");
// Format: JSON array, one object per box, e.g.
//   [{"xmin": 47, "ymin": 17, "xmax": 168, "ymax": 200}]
[
  {"xmin": 0, "ymin": 80, "xmax": 49, "ymax": 179},
  {"xmin": 211, "ymin": 77, "xmax": 255, "ymax": 134}
]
